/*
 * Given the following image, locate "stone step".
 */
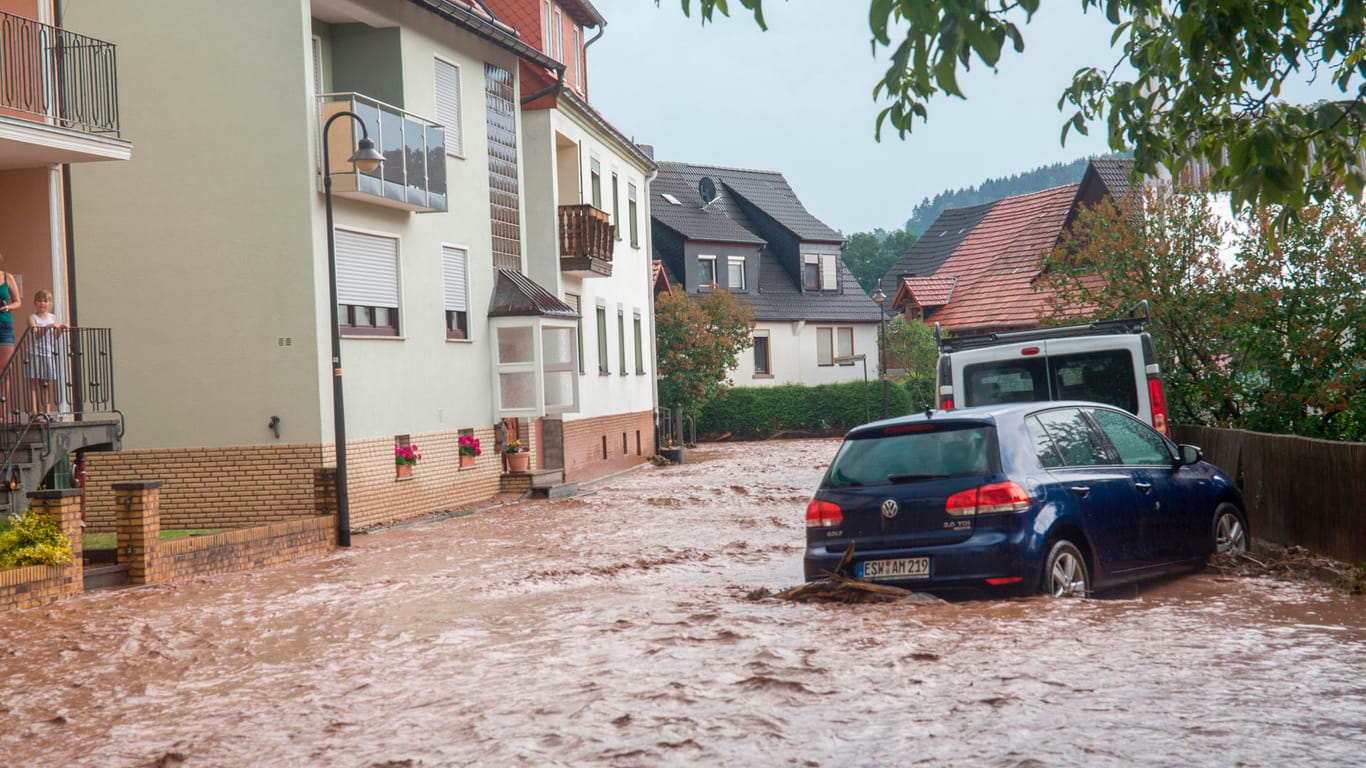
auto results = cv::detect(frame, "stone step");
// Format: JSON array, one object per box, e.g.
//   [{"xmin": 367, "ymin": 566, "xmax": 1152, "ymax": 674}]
[{"xmin": 530, "ymin": 482, "xmax": 578, "ymax": 499}]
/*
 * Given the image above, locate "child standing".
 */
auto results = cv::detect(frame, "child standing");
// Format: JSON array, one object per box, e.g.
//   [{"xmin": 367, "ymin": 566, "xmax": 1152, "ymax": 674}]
[{"xmin": 27, "ymin": 290, "xmax": 67, "ymax": 416}]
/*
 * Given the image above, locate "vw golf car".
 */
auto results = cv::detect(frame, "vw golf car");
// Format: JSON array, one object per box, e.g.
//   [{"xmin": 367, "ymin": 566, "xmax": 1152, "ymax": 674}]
[{"xmin": 803, "ymin": 402, "xmax": 1248, "ymax": 597}]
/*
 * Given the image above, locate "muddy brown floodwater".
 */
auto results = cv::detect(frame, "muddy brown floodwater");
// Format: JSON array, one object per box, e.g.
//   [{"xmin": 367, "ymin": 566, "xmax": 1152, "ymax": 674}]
[{"xmin": 2, "ymin": 439, "xmax": 1364, "ymax": 767}]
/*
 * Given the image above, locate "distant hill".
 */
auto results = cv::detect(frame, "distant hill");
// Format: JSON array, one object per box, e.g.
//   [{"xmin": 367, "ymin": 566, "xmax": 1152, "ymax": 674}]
[{"xmin": 904, "ymin": 155, "xmax": 1126, "ymax": 235}]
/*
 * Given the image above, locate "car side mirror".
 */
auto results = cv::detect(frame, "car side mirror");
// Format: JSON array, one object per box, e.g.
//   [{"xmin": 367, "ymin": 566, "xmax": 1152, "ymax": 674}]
[{"xmin": 1176, "ymin": 444, "xmax": 1202, "ymax": 466}]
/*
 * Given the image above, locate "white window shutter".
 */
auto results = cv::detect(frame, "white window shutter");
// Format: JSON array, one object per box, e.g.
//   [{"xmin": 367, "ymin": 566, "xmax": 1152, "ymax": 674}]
[
  {"xmin": 335, "ymin": 229, "xmax": 399, "ymax": 308},
  {"xmin": 434, "ymin": 58, "xmax": 462, "ymax": 155},
  {"xmin": 443, "ymin": 245, "xmax": 468, "ymax": 312},
  {"xmin": 821, "ymin": 254, "xmax": 837, "ymax": 291}
]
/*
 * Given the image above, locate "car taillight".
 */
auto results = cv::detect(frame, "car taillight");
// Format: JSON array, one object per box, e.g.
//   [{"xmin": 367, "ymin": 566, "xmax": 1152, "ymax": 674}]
[
  {"xmin": 945, "ymin": 481, "xmax": 1032, "ymax": 517},
  {"xmin": 1148, "ymin": 376, "xmax": 1169, "ymax": 436},
  {"xmin": 805, "ymin": 499, "xmax": 843, "ymax": 528}
]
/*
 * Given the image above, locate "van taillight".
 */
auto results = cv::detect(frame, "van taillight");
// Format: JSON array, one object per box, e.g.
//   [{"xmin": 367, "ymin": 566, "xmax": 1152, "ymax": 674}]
[
  {"xmin": 939, "ymin": 397, "xmax": 955, "ymax": 410},
  {"xmin": 805, "ymin": 499, "xmax": 843, "ymax": 528},
  {"xmin": 945, "ymin": 482, "xmax": 1032, "ymax": 516},
  {"xmin": 1148, "ymin": 376, "xmax": 1169, "ymax": 436}
]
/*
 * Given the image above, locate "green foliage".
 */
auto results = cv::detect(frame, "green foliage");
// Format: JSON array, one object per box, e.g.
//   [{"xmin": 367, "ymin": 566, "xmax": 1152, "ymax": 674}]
[
  {"xmin": 697, "ymin": 380, "xmax": 922, "ymax": 438},
  {"xmin": 843, "ymin": 229, "xmax": 920, "ymax": 290},
  {"xmin": 676, "ymin": 0, "xmax": 1366, "ymax": 216},
  {"xmin": 1040, "ymin": 185, "xmax": 1366, "ymax": 441},
  {"xmin": 655, "ymin": 289, "xmax": 755, "ymax": 418},
  {"xmin": 0, "ymin": 509, "xmax": 74, "ymax": 568},
  {"xmin": 882, "ymin": 316, "xmax": 938, "ymax": 410}
]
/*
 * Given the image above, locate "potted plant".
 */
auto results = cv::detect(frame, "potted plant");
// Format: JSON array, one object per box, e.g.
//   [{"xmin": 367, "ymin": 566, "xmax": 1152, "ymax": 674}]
[
  {"xmin": 504, "ymin": 439, "xmax": 530, "ymax": 473},
  {"xmin": 395, "ymin": 442, "xmax": 422, "ymax": 478},
  {"xmin": 458, "ymin": 434, "xmax": 481, "ymax": 468}
]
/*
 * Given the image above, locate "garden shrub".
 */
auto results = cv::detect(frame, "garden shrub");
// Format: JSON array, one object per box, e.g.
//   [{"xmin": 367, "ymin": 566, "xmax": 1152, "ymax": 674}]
[
  {"xmin": 0, "ymin": 509, "xmax": 74, "ymax": 568},
  {"xmin": 699, "ymin": 379, "xmax": 925, "ymax": 439}
]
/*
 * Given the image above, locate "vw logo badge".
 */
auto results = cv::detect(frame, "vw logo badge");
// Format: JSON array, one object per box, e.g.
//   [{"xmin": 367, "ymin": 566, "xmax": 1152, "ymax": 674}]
[{"xmin": 881, "ymin": 499, "xmax": 899, "ymax": 519}]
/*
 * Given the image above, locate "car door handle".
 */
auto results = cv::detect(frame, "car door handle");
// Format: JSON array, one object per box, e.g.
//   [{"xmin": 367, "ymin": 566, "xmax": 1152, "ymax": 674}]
[
  {"xmin": 1070, "ymin": 486, "xmax": 1090, "ymax": 498},
  {"xmin": 1134, "ymin": 482, "xmax": 1153, "ymax": 493}
]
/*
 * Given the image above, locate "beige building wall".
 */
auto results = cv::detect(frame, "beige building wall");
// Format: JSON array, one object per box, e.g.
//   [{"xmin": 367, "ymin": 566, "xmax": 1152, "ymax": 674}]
[{"xmin": 66, "ymin": 0, "xmax": 323, "ymax": 450}]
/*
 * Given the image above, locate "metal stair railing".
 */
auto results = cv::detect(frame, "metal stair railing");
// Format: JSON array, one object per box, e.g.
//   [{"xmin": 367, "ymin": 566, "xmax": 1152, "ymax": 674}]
[{"xmin": 0, "ymin": 326, "xmax": 120, "ymax": 510}]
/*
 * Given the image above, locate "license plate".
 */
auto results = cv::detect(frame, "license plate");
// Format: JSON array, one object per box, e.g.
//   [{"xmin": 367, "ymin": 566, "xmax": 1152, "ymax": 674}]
[{"xmin": 860, "ymin": 557, "xmax": 930, "ymax": 580}]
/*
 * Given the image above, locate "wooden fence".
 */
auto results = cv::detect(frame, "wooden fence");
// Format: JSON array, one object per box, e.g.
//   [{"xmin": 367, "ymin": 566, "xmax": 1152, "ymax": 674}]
[{"xmin": 1173, "ymin": 425, "xmax": 1366, "ymax": 564}]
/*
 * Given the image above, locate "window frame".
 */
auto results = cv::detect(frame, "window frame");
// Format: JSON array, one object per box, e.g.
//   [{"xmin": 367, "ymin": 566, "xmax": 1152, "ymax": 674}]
[
  {"xmin": 633, "ymin": 311, "xmax": 645, "ymax": 375},
  {"xmin": 617, "ymin": 306, "xmax": 627, "ymax": 376},
  {"xmin": 727, "ymin": 255, "xmax": 746, "ymax": 291},
  {"xmin": 442, "ymin": 243, "xmax": 470, "ymax": 340},
  {"xmin": 433, "ymin": 56, "xmax": 464, "ymax": 157},
  {"xmin": 697, "ymin": 254, "xmax": 717, "ymax": 289},
  {"xmin": 628, "ymin": 182, "xmax": 639, "ymax": 247},
  {"xmin": 816, "ymin": 327, "xmax": 834, "ymax": 366},
  {"xmin": 335, "ymin": 227, "xmax": 401, "ymax": 338},
  {"xmin": 753, "ymin": 331, "xmax": 772, "ymax": 376},
  {"xmin": 596, "ymin": 303, "xmax": 609, "ymax": 375}
]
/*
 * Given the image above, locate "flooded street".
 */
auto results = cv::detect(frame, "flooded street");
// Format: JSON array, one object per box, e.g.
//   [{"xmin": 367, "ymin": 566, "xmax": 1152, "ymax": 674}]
[{"xmin": 3, "ymin": 439, "xmax": 1364, "ymax": 767}]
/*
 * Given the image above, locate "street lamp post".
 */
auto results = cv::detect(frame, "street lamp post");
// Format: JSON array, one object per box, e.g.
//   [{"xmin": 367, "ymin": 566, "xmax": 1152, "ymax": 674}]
[
  {"xmin": 322, "ymin": 110, "xmax": 384, "ymax": 548},
  {"xmin": 872, "ymin": 283, "xmax": 888, "ymax": 418},
  {"xmin": 834, "ymin": 353, "xmax": 869, "ymax": 423}
]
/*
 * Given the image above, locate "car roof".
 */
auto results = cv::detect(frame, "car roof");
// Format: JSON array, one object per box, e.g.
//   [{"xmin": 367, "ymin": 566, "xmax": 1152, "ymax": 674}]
[{"xmin": 847, "ymin": 400, "xmax": 1128, "ymax": 438}]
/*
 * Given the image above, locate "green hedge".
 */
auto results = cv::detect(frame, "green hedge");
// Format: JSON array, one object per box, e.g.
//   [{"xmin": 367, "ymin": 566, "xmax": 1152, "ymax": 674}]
[{"xmin": 698, "ymin": 378, "xmax": 935, "ymax": 439}]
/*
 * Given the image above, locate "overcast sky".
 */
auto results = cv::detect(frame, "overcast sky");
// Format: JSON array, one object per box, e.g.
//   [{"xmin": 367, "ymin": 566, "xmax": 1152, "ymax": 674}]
[{"xmin": 584, "ymin": 1, "xmax": 1338, "ymax": 236}]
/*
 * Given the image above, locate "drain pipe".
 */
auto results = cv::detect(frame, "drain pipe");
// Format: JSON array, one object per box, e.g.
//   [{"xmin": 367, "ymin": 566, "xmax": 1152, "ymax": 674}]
[
  {"xmin": 582, "ymin": 22, "xmax": 606, "ymax": 102},
  {"xmin": 521, "ymin": 65, "xmax": 566, "ymax": 106}
]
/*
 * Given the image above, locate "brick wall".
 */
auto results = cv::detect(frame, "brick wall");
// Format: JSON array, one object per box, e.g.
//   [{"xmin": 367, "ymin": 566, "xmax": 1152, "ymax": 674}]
[
  {"xmin": 157, "ymin": 517, "xmax": 335, "ymax": 583},
  {"xmin": 562, "ymin": 410, "xmax": 655, "ymax": 483},
  {"xmin": 81, "ymin": 426, "xmax": 508, "ymax": 533}
]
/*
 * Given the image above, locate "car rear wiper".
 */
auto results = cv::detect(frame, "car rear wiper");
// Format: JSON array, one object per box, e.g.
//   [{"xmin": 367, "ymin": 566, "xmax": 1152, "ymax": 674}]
[{"xmin": 887, "ymin": 474, "xmax": 937, "ymax": 484}]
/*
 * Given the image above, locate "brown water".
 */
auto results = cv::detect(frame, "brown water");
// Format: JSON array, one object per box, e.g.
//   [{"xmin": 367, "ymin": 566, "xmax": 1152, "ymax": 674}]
[{"xmin": 2, "ymin": 439, "xmax": 1363, "ymax": 767}]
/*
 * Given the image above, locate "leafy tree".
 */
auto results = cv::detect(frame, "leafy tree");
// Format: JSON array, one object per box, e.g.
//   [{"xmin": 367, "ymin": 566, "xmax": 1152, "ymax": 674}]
[
  {"xmin": 1039, "ymin": 184, "xmax": 1366, "ymax": 440},
  {"xmin": 882, "ymin": 315, "xmax": 939, "ymax": 409},
  {"xmin": 655, "ymin": 288, "xmax": 755, "ymax": 418},
  {"xmin": 1039, "ymin": 188, "xmax": 1245, "ymax": 426},
  {"xmin": 670, "ymin": 0, "xmax": 1366, "ymax": 215},
  {"xmin": 1232, "ymin": 193, "xmax": 1366, "ymax": 439},
  {"xmin": 843, "ymin": 228, "xmax": 920, "ymax": 291}
]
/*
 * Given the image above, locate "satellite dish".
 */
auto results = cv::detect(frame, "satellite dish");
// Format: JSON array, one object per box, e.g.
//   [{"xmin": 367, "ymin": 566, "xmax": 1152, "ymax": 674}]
[{"xmin": 698, "ymin": 176, "xmax": 717, "ymax": 204}]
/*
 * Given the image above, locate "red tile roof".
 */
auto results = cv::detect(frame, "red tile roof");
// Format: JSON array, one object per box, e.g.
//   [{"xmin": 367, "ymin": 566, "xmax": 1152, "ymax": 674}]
[
  {"xmin": 891, "ymin": 276, "xmax": 957, "ymax": 312},
  {"xmin": 925, "ymin": 184, "xmax": 1079, "ymax": 333}
]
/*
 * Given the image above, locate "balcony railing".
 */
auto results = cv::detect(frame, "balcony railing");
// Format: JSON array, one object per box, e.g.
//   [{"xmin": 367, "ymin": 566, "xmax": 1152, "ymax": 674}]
[
  {"xmin": 319, "ymin": 92, "xmax": 447, "ymax": 213},
  {"xmin": 558, "ymin": 204, "xmax": 614, "ymax": 277},
  {"xmin": 0, "ymin": 11, "xmax": 120, "ymax": 135}
]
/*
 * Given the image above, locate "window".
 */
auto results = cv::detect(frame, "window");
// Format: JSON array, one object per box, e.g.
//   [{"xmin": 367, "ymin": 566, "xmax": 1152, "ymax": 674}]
[
  {"xmin": 628, "ymin": 183, "xmax": 639, "ymax": 247},
  {"xmin": 803, "ymin": 254, "xmax": 820, "ymax": 290},
  {"xmin": 442, "ymin": 245, "xmax": 468, "ymax": 339},
  {"xmin": 542, "ymin": 1, "xmax": 552, "ymax": 54},
  {"xmin": 698, "ymin": 255, "xmax": 717, "ymax": 288},
  {"xmin": 335, "ymin": 229, "xmax": 400, "ymax": 337},
  {"xmin": 568, "ymin": 292, "xmax": 584, "ymax": 374},
  {"xmin": 617, "ymin": 307, "xmax": 626, "ymax": 375},
  {"xmin": 963, "ymin": 350, "xmax": 1139, "ymax": 414},
  {"xmin": 1033, "ymin": 408, "xmax": 1113, "ymax": 467},
  {"xmin": 727, "ymin": 256, "xmax": 746, "ymax": 290},
  {"xmin": 311, "ymin": 36, "xmax": 323, "ymax": 96},
  {"xmin": 434, "ymin": 57, "xmax": 463, "ymax": 156},
  {"xmin": 611, "ymin": 173, "xmax": 621, "ymax": 239},
  {"xmin": 633, "ymin": 311, "xmax": 644, "ymax": 374},
  {"xmin": 837, "ymin": 327, "xmax": 854, "ymax": 364},
  {"xmin": 572, "ymin": 27, "xmax": 582, "ymax": 92},
  {"xmin": 754, "ymin": 332, "xmax": 771, "ymax": 375},
  {"xmin": 596, "ymin": 304, "xmax": 608, "ymax": 374},
  {"xmin": 553, "ymin": 8, "xmax": 563, "ymax": 61},
  {"xmin": 803, "ymin": 253, "xmax": 837, "ymax": 291},
  {"xmin": 816, "ymin": 327, "xmax": 833, "ymax": 366},
  {"xmin": 1088, "ymin": 407, "xmax": 1171, "ymax": 465},
  {"xmin": 590, "ymin": 157, "xmax": 602, "ymax": 209}
]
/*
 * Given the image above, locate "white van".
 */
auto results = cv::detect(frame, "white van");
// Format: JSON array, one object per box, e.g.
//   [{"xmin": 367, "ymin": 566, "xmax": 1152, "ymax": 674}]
[{"xmin": 934, "ymin": 302, "xmax": 1171, "ymax": 435}]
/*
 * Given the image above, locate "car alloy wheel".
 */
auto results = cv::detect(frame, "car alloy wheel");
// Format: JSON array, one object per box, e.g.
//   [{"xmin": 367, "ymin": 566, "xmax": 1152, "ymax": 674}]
[
  {"xmin": 1214, "ymin": 503, "xmax": 1249, "ymax": 554},
  {"xmin": 1043, "ymin": 540, "xmax": 1089, "ymax": 598}
]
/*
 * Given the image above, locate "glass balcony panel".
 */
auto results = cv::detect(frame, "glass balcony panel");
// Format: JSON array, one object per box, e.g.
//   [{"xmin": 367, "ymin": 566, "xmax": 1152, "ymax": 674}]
[{"xmin": 320, "ymin": 93, "xmax": 448, "ymax": 213}]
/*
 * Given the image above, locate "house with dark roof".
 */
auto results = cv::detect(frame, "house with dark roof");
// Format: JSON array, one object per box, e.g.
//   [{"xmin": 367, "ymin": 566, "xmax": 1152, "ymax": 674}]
[
  {"xmin": 651, "ymin": 161, "xmax": 883, "ymax": 386},
  {"xmin": 880, "ymin": 157, "xmax": 1134, "ymax": 335}
]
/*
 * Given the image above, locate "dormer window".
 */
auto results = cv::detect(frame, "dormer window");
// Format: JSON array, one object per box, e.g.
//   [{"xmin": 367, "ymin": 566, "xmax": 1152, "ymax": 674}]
[
  {"xmin": 728, "ymin": 256, "xmax": 746, "ymax": 291},
  {"xmin": 698, "ymin": 254, "xmax": 717, "ymax": 289},
  {"xmin": 802, "ymin": 253, "xmax": 837, "ymax": 291}
]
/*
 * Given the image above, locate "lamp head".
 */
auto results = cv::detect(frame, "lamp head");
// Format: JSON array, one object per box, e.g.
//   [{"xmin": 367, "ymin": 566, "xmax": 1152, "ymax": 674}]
[
  {"xmin": 872, "ymin": 285, "xmax": 886, "ymax": 305},
  {"xmin": 351, "ymin": 137, "xmax": 384, "ymax": 173}
]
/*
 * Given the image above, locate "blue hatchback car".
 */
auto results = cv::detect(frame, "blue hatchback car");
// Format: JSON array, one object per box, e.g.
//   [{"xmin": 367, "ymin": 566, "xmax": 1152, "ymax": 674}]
[{"xmin": 803, "ymin": 402, "xmax": 1249, "ymax": 597}]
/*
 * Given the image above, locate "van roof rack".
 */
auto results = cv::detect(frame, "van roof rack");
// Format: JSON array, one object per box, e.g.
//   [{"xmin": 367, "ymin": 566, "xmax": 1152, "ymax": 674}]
[{"xmin": 939, "ymin": 300, "xmax": 1149, "ymax": 353}]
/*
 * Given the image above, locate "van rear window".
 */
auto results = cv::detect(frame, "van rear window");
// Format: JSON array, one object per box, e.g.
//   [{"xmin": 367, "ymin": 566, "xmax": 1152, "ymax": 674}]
[{"xmin": 964, "ymin": 350, "xmax": 1138, "ymax": 415}]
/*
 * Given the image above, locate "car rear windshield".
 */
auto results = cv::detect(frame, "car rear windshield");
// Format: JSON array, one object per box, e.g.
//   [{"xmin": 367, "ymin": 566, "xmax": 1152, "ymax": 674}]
[
  {"xmin": 824, "ymin": 424, "xmax": 997, "ymax": 488},
  {"xmin": 963, "ymin": 349, "xmax": 1139, "ymax": 414}
]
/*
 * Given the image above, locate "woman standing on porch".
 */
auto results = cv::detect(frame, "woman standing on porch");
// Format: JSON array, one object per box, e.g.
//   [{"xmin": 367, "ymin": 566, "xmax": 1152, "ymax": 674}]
[{"xmin": 0, "ymin": 254, "xmax": 21, "ymax": 376}]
